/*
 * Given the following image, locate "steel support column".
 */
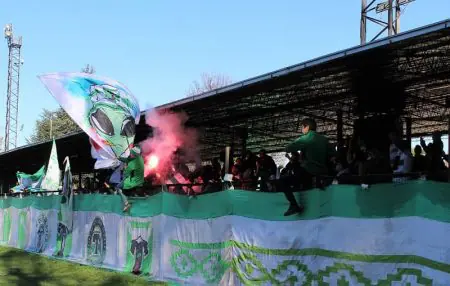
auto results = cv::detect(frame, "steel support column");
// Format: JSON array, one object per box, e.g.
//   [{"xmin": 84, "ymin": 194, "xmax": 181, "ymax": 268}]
[
  {"xmin": 224, "ymin": 146, "xmax": 231, "ymax": 175},
  {"xmin": 406, "ymin": 117, "xmax": 412, "ymax": 147},
  {"xmin": 337, "ymin": 109, "xmax": 343, "ymax": 151},
  {"xmin": 360, "ymin": 0, "xmax": 367, "ymax": 44},
  {"xmin": 388, "ymin": 0, "xmax": 394, "ymax": 36}
]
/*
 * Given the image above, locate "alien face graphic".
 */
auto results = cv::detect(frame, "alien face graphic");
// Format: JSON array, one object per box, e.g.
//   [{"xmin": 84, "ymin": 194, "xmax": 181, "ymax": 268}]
[
  {"xmin": 88, "ymin": 85, "xmax": 137, "ymax": 159},
  {"xmin": 39, "ymin": 73, "xmax": 140, "ymax": 168}
]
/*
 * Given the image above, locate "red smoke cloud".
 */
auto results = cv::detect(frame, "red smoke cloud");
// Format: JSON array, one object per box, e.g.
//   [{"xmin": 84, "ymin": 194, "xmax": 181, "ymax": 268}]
[{"xmin": 141, "ymin": 109, "xmax": 199, "ymax": 180}]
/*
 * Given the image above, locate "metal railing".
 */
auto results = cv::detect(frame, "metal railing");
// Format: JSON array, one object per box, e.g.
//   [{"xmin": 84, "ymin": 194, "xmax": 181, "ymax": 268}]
[{"xmin": 1, "ymin": 170, "xmax": 448, "ymax": 198}]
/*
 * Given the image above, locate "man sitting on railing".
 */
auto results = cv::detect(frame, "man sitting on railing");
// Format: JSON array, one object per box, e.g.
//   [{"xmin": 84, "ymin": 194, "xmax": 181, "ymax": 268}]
[{"xmin": 283, "ymin": 118, "xmax": 334, "ymax": 216}]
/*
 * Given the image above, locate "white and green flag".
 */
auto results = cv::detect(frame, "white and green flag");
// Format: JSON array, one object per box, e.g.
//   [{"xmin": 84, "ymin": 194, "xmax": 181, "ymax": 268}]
[
  {"xmin": 12, "ymin": 165, "xmax": 46, "ymax": 193},
  {"xmin": 41, "ymin": 139, "xmax": 60, "ymax": 191},
  {"xmin": 54, "ymin": 157, "xmax": 73, "ymax": 257},
  {"xmin": 61, "ymin": 157, "xmax": 73, "ymax": 231}
]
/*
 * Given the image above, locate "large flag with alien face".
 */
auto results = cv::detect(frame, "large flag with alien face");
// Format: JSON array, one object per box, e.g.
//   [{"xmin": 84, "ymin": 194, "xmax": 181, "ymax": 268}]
[{"xmin": 38, "ymin": 73, "xmax": 140, "ymax": 169}]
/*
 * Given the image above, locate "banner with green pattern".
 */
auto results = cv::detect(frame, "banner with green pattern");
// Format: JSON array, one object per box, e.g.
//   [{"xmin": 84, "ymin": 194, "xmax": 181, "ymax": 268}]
[{"xmin": 0, "ymin": 181, "xmax": 449, "ymax": 285}]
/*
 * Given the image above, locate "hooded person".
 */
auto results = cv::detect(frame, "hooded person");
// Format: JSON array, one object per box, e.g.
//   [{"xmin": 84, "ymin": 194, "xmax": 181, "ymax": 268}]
[{"xmin": 115, "ymin": 145, "xmax": 145, "ymax": 212}]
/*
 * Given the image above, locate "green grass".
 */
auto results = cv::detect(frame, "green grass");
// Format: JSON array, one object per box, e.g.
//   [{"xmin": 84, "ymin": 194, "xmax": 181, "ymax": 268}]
[{"xmin": 0, "ymin": 246, "xmax": 165, "ymax": 286}]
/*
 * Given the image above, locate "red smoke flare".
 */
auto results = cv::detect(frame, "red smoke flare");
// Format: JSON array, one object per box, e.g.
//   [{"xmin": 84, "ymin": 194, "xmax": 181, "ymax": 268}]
[
  {"xmin": 141, "ymin": 109, "xmax": 199, "ymax": 180},
  {"xmin": 147, "ymin": 154, "xmax": 159, "ymax": 170}
]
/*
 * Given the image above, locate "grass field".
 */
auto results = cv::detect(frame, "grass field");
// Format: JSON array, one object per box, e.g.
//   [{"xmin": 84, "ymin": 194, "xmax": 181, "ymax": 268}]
[{"xmin": 0, "ymin": 246, "xmax": 164, "ymax": 286}]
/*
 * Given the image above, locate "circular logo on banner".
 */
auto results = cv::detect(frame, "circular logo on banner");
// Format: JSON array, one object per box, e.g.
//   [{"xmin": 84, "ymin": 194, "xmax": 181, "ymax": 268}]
[
  {"xmin": 35, "ymin": 213, "xmax": 49, "ymax": 253},
  {"xmin": 87, "ymin": 217, "xmax": 107, "ymax": 265}
]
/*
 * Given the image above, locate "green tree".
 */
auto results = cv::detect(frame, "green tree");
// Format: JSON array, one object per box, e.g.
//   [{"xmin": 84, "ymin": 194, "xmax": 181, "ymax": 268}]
[
  {"xmin": 28, "ymin": 65, "xmax": 96, "ymax": 144},
  {"xmin": 27, "ymin": 108, "xmax": 81, "ymax": 144}
]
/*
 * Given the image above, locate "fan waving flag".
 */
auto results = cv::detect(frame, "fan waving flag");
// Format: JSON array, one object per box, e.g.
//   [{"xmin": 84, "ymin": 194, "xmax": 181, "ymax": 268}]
[
  {"xmin": 12, "ymin": 166, "xmax": 46, "ymax": 193},
  {"xmin": 39, "ymin": 73, "xmax": 140, "ymax": 169}
]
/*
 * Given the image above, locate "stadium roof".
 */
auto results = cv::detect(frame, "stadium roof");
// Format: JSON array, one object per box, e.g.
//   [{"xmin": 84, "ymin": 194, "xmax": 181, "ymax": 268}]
[
  {"xmin": 0, "ymin": 132, "xmax": 94, "ymax": 189},
  {"xmin": 155, "ymin": 19, "xmax": 450, "ymax": 156},
  {"xmin": 1, "ymin": 19, "xmax": 449, "ymax": 168}
]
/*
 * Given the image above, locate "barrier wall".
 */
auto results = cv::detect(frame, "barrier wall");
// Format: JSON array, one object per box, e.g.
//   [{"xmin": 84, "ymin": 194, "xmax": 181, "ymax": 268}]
[{"xmin": 0, "ymin": 181, "xmax": 449, "ymax": 285}]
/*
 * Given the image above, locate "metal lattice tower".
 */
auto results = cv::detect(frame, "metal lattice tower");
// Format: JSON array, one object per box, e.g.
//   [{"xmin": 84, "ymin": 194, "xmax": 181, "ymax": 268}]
[
  {"xmin": 360, "ymin": 0, "xmax": 416, "ymax": 44},
  {"xmin": 3, "ymin": 24, "xmax": 23, "ymax": 151}
]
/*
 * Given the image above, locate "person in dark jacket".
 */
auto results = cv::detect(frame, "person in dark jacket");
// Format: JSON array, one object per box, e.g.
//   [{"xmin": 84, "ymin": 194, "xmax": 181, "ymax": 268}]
[
  {"xmin": 421, "ymin": 133, "xmax": 445, "ymax": 173},
  {"xmin": 281, "ymin": 152, "xmax": 302, "ymax": 178},
  {"xmin": 256, "ymin": 149, "xmax": 277, "ymax": 191},
  {"xmin": 283, "ymin": 118, "xmax": 334, "ymax": 216},
  {"xmin": 412, "ymin": 145, "xmax": 426, "ymax": 173},
  {"xmin": 278, "ymin": 151, "xmax": 303, "ymax": 193}
]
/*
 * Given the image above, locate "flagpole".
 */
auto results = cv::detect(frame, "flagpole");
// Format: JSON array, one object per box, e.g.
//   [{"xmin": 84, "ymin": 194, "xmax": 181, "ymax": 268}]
[{"xmin": 49, "ymin": 113, "xmax": 56, "ymax": 139}]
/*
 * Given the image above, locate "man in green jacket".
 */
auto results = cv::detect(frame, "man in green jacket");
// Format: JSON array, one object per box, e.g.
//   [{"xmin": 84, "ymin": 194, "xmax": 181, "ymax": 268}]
[
  {"xmin": 283, "ymin": 118, "xmax": 334, "ymax": 216},
  {"xmin": 116, "ymin": 145, "xmax": 145, "ymax": 212}
]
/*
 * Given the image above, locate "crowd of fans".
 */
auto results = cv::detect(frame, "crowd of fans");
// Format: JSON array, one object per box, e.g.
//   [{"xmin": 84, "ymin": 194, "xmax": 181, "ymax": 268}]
[
  {"xmin": 71, "ymin": 118, "xmax": 448, "ymax": 199},
  {"xmin": 229, "ymin": 124, "xmax": 446, "ymax": 187},
  {"xmin": 334, "ymin": 131, "xmax": 448, "ymax": 185},
  {"xmin": 11, "ymin": 118, "xmax": 449, "ymax": 213}
]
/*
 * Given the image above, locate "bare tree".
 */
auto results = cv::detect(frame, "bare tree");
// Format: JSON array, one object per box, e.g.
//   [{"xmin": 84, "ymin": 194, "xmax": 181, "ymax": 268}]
[
  {"xmin": 186, "ymin": 73, "xmax": 232, "ymax": 97},
  {"xmin": 81, "ymin": 64, "xmax": 95, "ymax": 74}
]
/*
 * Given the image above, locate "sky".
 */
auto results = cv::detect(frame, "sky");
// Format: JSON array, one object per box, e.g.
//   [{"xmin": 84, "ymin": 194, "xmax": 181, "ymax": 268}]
[{"xmin": 0, "ymin": 0, "xmax": 449, "ymax": 148}]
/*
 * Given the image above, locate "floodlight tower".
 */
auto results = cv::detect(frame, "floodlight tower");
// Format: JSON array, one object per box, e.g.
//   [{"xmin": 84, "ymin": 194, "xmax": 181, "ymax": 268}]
[
  {"xmin": 3, "ymin": 23, "xmax": 23, "ymax": 151},
  {"xmin": 360, "ymin": 0, "xmax": 416, "ymax": 44}
]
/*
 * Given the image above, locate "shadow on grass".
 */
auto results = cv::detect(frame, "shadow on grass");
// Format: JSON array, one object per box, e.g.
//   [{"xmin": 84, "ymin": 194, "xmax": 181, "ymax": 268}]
[
  {"xmin": 0, "ymin": 247, "xmax": 164, "ymax": 286},
  {"xmin": 99, "ymin": 274, "xmax": 168, "ymax": 286},
  {"xmin": 100, "ymin": 276, "xmax": 132, "ymax": 286},
  {"xmin": 0, "ymin": 248, "xmax": 53, "ymax": 286}
]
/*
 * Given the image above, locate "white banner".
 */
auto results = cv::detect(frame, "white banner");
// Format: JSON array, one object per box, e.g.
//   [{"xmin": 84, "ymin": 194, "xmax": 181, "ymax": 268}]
[{"xmin": 0, "ymin": 207, "xmax": 448, "ymax": 285}]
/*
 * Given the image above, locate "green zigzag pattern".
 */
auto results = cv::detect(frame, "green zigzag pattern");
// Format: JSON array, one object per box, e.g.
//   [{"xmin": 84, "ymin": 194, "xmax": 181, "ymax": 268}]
[{"xmin": 169, "ymin": 240, "xmax": 446, "ymax": 285}]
